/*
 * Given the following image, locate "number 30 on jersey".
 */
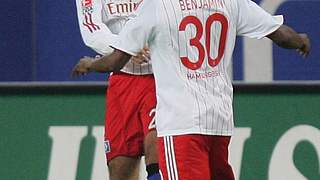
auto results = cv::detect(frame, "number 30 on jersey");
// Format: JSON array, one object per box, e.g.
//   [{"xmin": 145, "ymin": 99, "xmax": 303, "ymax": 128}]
[{"xmin": 179, "ymin": 13, "xmax": 228, "ymax": 70}]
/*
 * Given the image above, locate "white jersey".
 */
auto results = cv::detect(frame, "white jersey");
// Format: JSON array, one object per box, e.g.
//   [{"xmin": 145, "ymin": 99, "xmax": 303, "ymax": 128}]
[
  {"xmin": 111, "ymin": 0, "xmax": 283, "ymax": 137},
  {"xmin": 75, "ymin": 0, "xmax": 153, "ymax": 75}
]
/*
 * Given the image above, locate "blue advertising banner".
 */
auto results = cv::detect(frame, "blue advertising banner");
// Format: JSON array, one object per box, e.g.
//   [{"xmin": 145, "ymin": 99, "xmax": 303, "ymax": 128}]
[{"xmin": 0, "ymin": 0, "xmax": 319, "ymax": 82}]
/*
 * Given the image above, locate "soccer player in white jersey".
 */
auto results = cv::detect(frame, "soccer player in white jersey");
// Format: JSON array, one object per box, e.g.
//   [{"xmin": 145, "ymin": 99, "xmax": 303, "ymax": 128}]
[
  {"xmin": 72, "ymin": 0, "xmax": 311, "ymax": 179},
  {"xmin": 74, "ymin": 0, "xmax": 160, "ymax": 179}
]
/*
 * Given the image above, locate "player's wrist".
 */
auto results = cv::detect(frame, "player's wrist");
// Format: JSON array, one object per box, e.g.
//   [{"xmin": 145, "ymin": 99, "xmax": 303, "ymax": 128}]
[
  {"xmin": 298, "ymin": 34, "xmax": 308, "ymax": 49},
  {"xmin": 86, "ymin": 58, "xmax": 95, "ymax": 72}
]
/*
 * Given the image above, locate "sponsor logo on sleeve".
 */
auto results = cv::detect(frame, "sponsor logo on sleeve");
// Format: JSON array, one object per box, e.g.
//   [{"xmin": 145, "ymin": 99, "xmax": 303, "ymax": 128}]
[
  {"xmin": 81, "ymin": 0, "xmax": 100, "ymax": 33},
  {"xmin": 82, "ymin": 0, "xmax": 92, "ymax": 7}
]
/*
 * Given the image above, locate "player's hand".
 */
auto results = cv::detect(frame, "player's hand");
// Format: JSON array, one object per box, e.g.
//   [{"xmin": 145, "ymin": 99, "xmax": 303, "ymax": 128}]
[
  {"xmin": 71, "ymin": 56, "xmax": 95, "ymax": 78},
  {"xmin": 130, "ymin": 47, "xmax": 150, "ymax": 65},
  {"xmin": 297, "ymin": 33, "xmax": 311, "ymax": 58}
]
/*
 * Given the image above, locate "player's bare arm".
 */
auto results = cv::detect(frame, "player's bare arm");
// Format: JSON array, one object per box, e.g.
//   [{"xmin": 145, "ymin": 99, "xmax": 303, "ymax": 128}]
[
  {"xmin": 90, "ymin": 49, "xmax": 131, "ymax": 72},
  {"xmin": 267, "ymin": 25, "xmax": 311, "ymax": 58},
  {"xmin": 71, "ymin": 49, "xmax": 131, "ymax": 77},
  {"xmin": 71, "ymin": 45, "xmax": 150, "ymax": 77}
]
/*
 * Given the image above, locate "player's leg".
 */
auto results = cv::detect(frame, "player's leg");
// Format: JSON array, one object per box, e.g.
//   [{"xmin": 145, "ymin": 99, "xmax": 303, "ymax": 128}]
[
  {"xmin": 209, "ymin": 136, "xmax": 235, "ymax": 180},
  {"xmin": 158, "ymin": 135, "xmax": 211, "ymax": 180},
  {"xmin": 104, "ymin": 73, "xmax": 144, "ymax": 180},
  {"xmin": 139, "ymin": 75, "xmax": 160, "ymax": 179},
  {"xmin": 144, "ymin": 130, "xmax": 158, "ymax": 164},
  {"xmin": 144, "ymin": 130, "xmax": 160, "ymax": 180},
  {"xmin": 108, "ymin": 156, "xmax": 141, "ymax": 180}
]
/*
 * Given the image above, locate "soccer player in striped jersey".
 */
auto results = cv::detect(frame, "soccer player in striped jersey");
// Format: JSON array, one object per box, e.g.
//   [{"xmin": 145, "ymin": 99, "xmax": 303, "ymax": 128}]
[
  {"xmin": 74, "ymin": 0, "xmax": 160, "ymax": 179},
  {"xmin": 72, "ymin": 0, "xmax": 311, "ymax": 179}
]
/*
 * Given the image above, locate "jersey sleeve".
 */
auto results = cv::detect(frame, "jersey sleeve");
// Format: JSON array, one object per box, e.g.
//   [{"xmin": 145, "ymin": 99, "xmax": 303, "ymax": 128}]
[
  {"xmin": 75, "ymin": 0, "xmax": 118, "ymax": 55},
  {"xmin": 109, "ymin": 0, "xmax": 157, "ymax": 56},
  {"xmin": 236, "ymin": 0, "xmax": 284, "ymax": 39}
]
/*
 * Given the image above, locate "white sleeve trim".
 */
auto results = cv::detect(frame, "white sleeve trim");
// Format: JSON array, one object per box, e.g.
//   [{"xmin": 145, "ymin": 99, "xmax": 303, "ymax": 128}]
[
  {"xmin": 253, "ymin": 15, "xmax": 284, "ymax": 39},
  {"xmin": 110, "ymin": 44, "xmax": 138, "ymax": 57}
]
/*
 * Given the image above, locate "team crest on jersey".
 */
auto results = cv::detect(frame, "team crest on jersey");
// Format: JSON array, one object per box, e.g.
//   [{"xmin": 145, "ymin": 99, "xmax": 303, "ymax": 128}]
[{"xmin": 104, "ymin": 140, "xmax": 111, "ymax": 153}]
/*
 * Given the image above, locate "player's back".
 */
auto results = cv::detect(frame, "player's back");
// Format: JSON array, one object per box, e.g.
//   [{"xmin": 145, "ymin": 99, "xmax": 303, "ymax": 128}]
[
  {"xmin": 147, "ymin": 0, "xmax": 239, "ymax": 136},
  {"xmin": 115, "ymin": 0, "xmax": 283, "ymax": 136},
  {"xmin": 153, "ymin": 0, "xmax": 237, "ymax": 74}
]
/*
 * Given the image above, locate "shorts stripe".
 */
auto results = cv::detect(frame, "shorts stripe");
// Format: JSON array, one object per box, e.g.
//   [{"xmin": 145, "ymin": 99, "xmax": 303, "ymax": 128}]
[
  {"xmin": 166, "ymin": 137, "xmax": 175, "ymax": 180},
  {"xmin": 169, "ymin": 136, "xmax": 179, "ymax": 180},
  {"xmin": 164, "ymin": 136, "xmax": 179, "ymax": 180},
  {"xmin": 159, "ymin": 170, "xmax": 164, "ymax": 180},
  {"xmin": 164, "ymin": 137, "xmax": 172, "ymax": 180}
]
